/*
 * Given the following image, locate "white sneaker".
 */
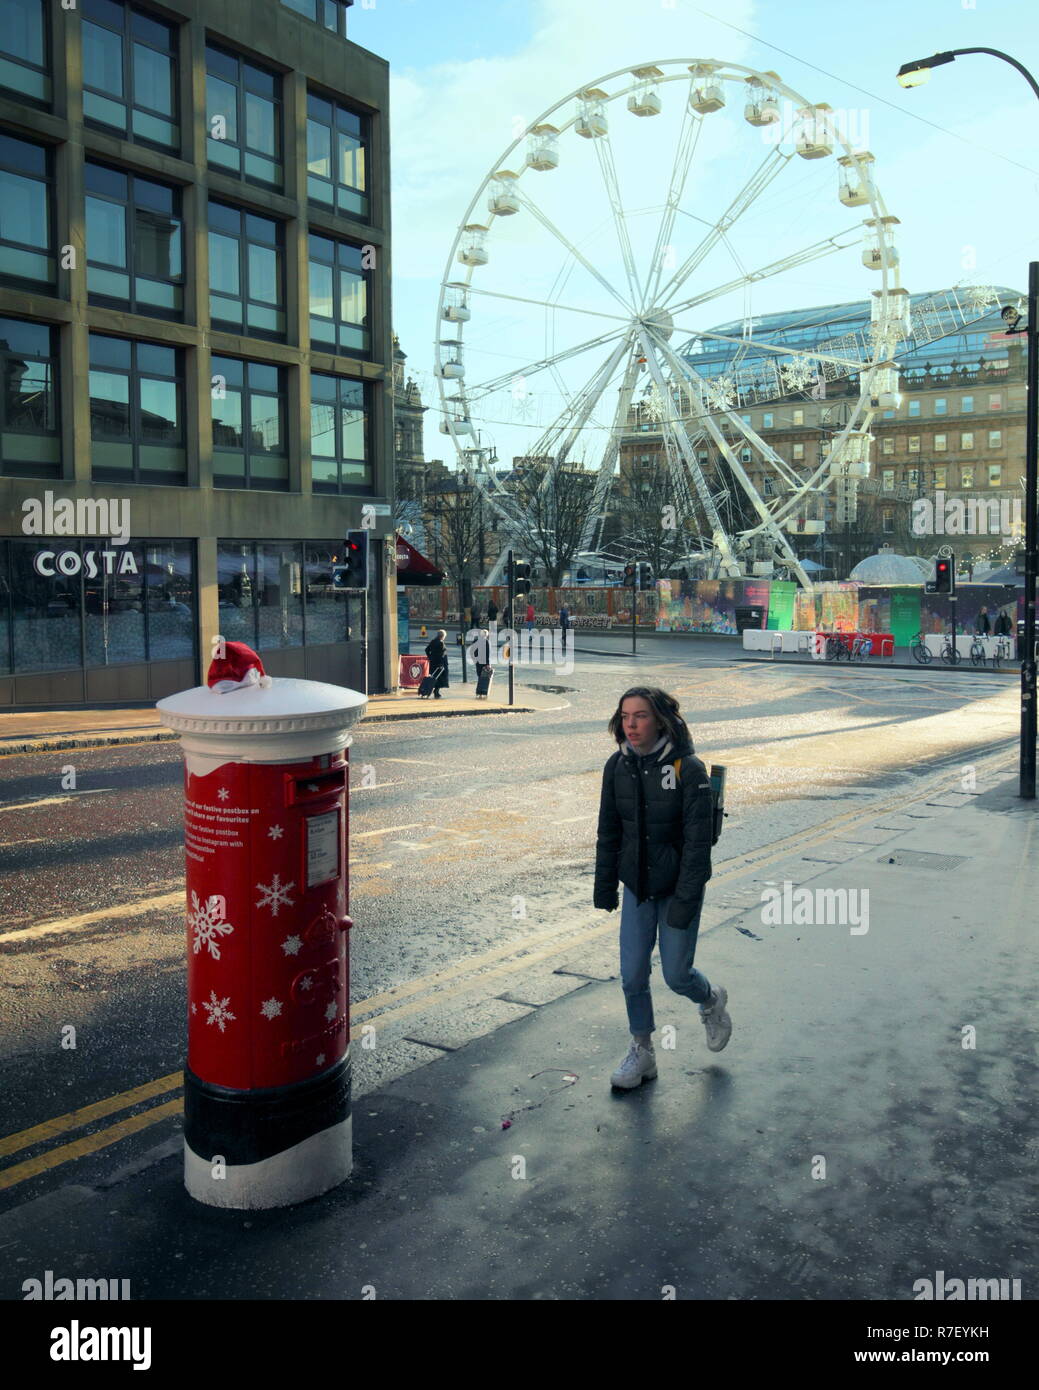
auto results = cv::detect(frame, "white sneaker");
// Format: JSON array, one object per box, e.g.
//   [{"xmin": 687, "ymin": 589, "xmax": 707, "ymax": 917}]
[
  {"xmin": 610, "ymin": 1040, "xmax": 658, "ymax": 1089},
  {"xmin": 700, "ymin": 986, "xmax": 732, "ymax": 1052}
]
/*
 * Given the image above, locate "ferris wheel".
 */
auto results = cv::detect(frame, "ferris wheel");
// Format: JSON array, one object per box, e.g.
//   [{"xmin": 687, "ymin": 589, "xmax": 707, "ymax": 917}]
[{"xmin": 434, "ymin": 58, "xmax": 914, "ymax": 588}]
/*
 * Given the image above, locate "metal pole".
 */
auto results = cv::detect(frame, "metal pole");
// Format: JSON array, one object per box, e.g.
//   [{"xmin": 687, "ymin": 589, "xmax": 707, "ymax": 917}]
[
  {"xmin": 631, "ymin": 563, "xmax": 637, "ymax": 656},
  {"xmin": 1021, "ymin": 260, "xmax": 1038, "ymax": 798},
  {"xmin": 508, "ymin": 547, "xmax": 515, "ymax": 707}
]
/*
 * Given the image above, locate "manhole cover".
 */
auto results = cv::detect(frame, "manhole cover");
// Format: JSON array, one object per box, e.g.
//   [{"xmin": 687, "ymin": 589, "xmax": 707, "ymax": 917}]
[
  {"xmin": 525, "ymin": 684, "xmax": 577, "ymax": 694},
  {"xmin": 879, "ymin": 850, "xmax": 967, "ymax": 870}
]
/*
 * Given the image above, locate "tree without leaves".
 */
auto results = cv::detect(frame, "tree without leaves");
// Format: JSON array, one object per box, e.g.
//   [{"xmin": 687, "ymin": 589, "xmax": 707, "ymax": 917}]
[{"xmin": 504, "ymin": 459, "xmax": 598, "ymax": 587}]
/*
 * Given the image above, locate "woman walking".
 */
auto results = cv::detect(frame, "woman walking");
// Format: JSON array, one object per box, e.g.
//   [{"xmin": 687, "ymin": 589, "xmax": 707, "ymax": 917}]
[
  {"xmin": 424, "ymin": 628, "xmax": 449, "ymax": 700},
  {"xmin": 594, "ymin": 686, "xmax": 731, "ymax": 1089}
]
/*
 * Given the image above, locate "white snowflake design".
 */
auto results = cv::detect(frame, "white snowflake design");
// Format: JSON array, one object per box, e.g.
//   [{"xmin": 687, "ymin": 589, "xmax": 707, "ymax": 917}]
[
  {"xmin": 961, "ymin": 281, "xmax": 997, "ymax": 315},
  {"xmin": 780, "ymin": 357, "xmax": 817, "ymax": 393},
  {"xmin": 201, "ymin": 990, "xmax": 236, "ymax": 1033},
  {"xmin": 217, "ymin": 787, "xmax": 230, "ymax": 801},
  {"xmin": 705, "ymin": 374, "xmax": 738, "ymax": 411},
  {"xmin": 267, "ymin": 824, "xmax": 284, "ymax": 840},
  {"xmin": 299, "ymin": 974, "xmax": 314, "ymax": 992},
  {"xmin": 189, "ymin": 892, "xmax": 235, "ymax": 960},
  {"xmin": 315, "ymin": 1053, "xmax": 326, "ymax": 1067},
  {"xmin": 260, "ymin": 998, "xmax": 283, "ymax": 1020},
  {"xmin": 324, "ymin": 1001, "xmax": 338, "ymax": 1022},
  {"xmin": 643, "ymin": 383, "xmax": 670, "ymax": 423},
  {"xmin": 281, "ymin": 935, "xmax": 303, "ymax": 956},
  {"xmin": 256, "ymin": 874, "xmax": 296, "ymax": 917}
]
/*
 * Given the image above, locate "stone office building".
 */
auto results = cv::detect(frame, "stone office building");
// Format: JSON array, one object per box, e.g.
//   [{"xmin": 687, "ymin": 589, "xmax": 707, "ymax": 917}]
[{"xmin": 0, "ymin": 0, "xmax": 396, "ymax": 706}]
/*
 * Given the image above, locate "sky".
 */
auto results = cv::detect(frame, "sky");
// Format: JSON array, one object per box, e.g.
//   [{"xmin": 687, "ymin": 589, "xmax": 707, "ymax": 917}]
[{"xmin": 350, "ymin": 0, "xmax": 1039, "ymax": 470}]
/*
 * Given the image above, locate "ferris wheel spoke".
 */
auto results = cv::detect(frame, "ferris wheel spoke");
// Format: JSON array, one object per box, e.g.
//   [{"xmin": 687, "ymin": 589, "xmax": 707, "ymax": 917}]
[
  {"xmin": 655, "ymin": 149, "xmax": 790, "ymax": 308},
  {"xmin": 643, "ymin": 103, "xmax": 703, "ymax": 313},
  {"xmin": 515, "ymin": 188, "xmax": 634, "ymax": 315},
  {"xmin": 523, "ymin": 333, "xmax": 635, "ymax": 470},
  {"xmin": 591, "ymin": 128, "xmax": 643, "ymax": 308},
  {"xmin": 464, "ymin": 325, "xmax": 628, "ymax": 401},
  {"xmin": 579, "ymin": 348, "xmax": 644, "ymax": 552},
  {"xmin": 464, "ymin": 283, "xmax": 631, "ymax": 327}
]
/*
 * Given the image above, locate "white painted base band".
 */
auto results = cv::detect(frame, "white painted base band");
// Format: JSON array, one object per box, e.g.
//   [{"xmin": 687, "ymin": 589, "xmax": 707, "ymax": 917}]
[{"xmin": 184, "ymin": 1115, "xmax": 352, "ymax": 1209}]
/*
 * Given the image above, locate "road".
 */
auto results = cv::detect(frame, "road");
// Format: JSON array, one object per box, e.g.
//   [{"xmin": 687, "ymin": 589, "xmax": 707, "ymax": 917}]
[{"xmin": 0, "ymin": 640, "xmax": 1020, "ymax": 1220}]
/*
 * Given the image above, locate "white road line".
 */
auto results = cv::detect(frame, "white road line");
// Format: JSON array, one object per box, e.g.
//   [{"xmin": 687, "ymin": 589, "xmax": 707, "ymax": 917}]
[
  {"xmin": 0, "ymin": 789, "xmax": 117, "ymax": 814},
  {"xmin": 551, "ymin": 814, "xmax": 597, "ymax": 824},
  {"xmin": 352, "ymin": 823, "xmax": 426, "ymax": 839}
]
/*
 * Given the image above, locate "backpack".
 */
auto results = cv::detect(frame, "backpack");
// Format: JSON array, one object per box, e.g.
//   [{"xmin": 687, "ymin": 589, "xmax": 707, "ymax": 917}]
[{"xmin": 674, "ymin": 757, "xmax": 726, "ymax": 846}]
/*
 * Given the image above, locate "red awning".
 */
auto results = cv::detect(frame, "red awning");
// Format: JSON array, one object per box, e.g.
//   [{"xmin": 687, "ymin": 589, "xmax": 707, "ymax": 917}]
[{"xmin": 396, "ymin": 533, "xmax": 444, "ymax": 586}]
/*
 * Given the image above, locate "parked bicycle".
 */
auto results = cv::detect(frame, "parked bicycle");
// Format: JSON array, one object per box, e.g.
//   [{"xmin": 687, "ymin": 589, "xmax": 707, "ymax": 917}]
[
  {"xmin": 940, "ymin": 636, "xmax": 962, "ymax": 665},
  {"xmin": 910, "ymin": 631, "xmax": 932, "ymax": 665},
  {"xmin": 969, "ymin": 636, "xmax": 987, "ymax": 667},
  {"xmin": 825, "ymin": 634, "xmax": 851, "ymax": 661}
]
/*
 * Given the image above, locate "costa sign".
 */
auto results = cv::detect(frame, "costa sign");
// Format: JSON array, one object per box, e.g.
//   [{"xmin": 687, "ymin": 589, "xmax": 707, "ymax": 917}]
[{"xmin": 33, "ymin": 549, "xmax": 139, "ymax": 578}]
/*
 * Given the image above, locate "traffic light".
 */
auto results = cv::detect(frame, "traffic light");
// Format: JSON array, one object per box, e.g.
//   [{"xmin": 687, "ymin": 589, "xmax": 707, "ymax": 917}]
[
  {"xmin": 623, "ymin": 563, "xmax": 636, "ymax": 587},
  {"xmin": 333, "ymin": 530, "xmax": 369, "ymax": 589},
  {"xmin": 513, "ymin": 561, "xmax": 532, "ymax": 595},
  {"xmin": 934, "ymin": 556, "xmax": 955, "ymax": 595},
  {"xmin": 638, "ymin": 561, "xmax": 654, "ymax": 588}
]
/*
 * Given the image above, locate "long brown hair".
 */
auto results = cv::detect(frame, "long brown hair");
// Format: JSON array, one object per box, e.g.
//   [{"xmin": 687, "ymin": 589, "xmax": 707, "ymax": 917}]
[{"xmin": 607, "ymin": 686, "xmax": 691, "ymax": 750}]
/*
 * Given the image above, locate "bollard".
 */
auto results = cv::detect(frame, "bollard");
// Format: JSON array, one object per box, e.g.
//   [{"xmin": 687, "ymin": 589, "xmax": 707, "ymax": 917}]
[{"xmin": 158, "ymin": 642, "xmax": 366, "ymax": 1209}]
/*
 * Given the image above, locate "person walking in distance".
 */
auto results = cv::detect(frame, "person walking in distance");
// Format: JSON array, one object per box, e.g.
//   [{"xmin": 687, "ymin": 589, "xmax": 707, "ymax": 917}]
[
  {"xmin": 594, "ymin": 686, "xmax": 731, "ymax": 1089},
  {"xmin": 424, "ymin": 628, "xmax": 449, "ymax": 700},
  {"xmin": 525, "ymin": 599, "xmax": 535, "ymax": 632},
  {"xmin": 559, "ymin": 603, "xmax": 571, "ymax": 652},
  {"xmin": 976, "ymin": 606, "xmax": 991, "ymax": 636},
  {"xmin": 486, "ymin": 596, "xmax": 498, "ymax": 624}
]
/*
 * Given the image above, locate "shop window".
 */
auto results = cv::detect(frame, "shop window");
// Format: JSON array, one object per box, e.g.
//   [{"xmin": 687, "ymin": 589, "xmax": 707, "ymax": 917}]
[
  {"xmin": 217, "ymin": 540, "xmax": 303, "ymax": 650},
  {"xmin": 89, "ymin": 333, "xmax": 185, "ymax": 484},
  {"xmin": 1, "ymin": 316, "xmax": 59, "ymax": 477},
  {"xmin": 308, "ymin": 235, "xmax": 369, "ymax": 356},
  {"xmin": 206, "ymin": 43, "xmax": 282, "ymax": 188},
  {"xmin": 307, "ymin": 90, "xmax": 369, "ymax": 220},
  {"xmin": 310, "ymin": 371, "xmax": 371, "ymax": 491},
  {"xmin": 0, "ymin": 132, "xmax": 53, "ymax": 289},
  {"xmin": 208, "ymin": 200, "xmax": 285, "ymax": 338},
  {"xmin": 82, "ymin": 0, "xmax": 178, "ymax": 150},
  {"xmin": 211, "ymin": 355, "xmax": 288, "ymax": 490},
  {"xmin": 0, "ymin": 0, "xmax": 50, "ymax": 103},
  {"xmin": 304, "ymin": 542, "xmax": 361, "ymax": 644},
  {"xmin": 85, "ymin": 161, "xmax": 183, "ymax": 318}
]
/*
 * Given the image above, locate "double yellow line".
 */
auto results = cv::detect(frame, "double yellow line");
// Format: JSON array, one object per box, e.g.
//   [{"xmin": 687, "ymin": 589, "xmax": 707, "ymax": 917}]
[{"xmin": 0, "ymin": 746, "xmax": 1016, "ymax": 1199}]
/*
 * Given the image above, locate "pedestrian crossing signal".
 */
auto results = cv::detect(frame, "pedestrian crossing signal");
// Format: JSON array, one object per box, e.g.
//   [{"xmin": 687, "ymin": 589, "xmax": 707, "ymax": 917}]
[
  {"xmin": 934, "ymin": 557, "xmax": 955, "ymax": 594},
  {"xmin": 333, "ymin": 530, "xmax": 369, "ymax": 589}
]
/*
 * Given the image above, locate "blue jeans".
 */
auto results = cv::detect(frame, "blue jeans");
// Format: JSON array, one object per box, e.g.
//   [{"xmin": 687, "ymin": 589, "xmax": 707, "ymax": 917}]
[{"xmin": 619, "ymin": 883, "xmax": 711, "ymax": 1034}]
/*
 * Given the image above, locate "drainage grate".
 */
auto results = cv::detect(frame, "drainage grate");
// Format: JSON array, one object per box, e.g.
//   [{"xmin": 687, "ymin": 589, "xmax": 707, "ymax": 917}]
[{"xmin": 878, "ymin": 850, "xmax": 968, "ymax": 870}]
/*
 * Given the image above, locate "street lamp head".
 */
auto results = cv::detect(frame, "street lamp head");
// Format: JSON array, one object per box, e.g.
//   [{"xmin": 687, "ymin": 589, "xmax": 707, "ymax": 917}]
[
  {"xmin": 897, "ymin": 52, "xmax": 956, "ymax": 87},
  {"xmin": 1001, "ymin": 302, "xmax": 1023, "ymax": 330}
]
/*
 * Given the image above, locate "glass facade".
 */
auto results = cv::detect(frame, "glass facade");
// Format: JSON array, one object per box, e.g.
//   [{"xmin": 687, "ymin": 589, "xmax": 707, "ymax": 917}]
[
  {"xmin": 208, "ymin": 201, "xmax": 285, "ymax": 338},
  {"xmin": 0, "ymin": 132, "xmax": 53, "ymax": 289},
  {"xmin": 308, "ymin": 235, "xmax": 369, "ymax": 355},
  {"xmin": 89, "ymin": 333, "xmax": 185, "ymax": 484},
  {"xmin": 216, "ymin": 540, "xmax": 359, "ymax": 650},
  {"xmin": 206, "ymin": 44, "xmax": 282, "ymax": 188},
  {"xmin": 1, "ymin": 316, "xmax": 59, "ymax": 478},
  {"xmin": 86, "ymin": 161, "xmax": 184, "ymax": 317},
  {"xmin": 1, "ymin": 537, "xmax": 194, "ymax": 675},
  {"xmin": 306, "ymin": 90, "xmax": 368, "ymax": 219},
  {"xmin": 281, "ymin": 0, "xmax": 352, "ymax": 38},
  {"xmin": 0, "ymin": 0, "xmax": 49, "ymax": 102},
  {"xmin": 82, "ymin": 0, "xmax": 178, "ymax": 150},
  {"xmin": 310, "ymin": 372, "xmax": 370, "ymax": 491},
  {"xmin": 211, "ymin": 355, "xmax": 288, "ymax": 490}
]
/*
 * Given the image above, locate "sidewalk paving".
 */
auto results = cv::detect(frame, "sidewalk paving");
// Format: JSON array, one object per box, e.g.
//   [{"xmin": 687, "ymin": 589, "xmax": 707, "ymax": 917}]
[
  {"xmin": 1, "ymin": 764, "xmax": 1034, "ymax": 1300},
  {"xmin": 0, "ymin": 685, "xmax": 567, "ymax": 755}
]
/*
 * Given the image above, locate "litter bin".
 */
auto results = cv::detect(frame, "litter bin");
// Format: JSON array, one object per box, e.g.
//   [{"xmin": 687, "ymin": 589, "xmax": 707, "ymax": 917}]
[{"xmin": 158, "ymin": 641, "xmax": 367, "ymax": 1209}]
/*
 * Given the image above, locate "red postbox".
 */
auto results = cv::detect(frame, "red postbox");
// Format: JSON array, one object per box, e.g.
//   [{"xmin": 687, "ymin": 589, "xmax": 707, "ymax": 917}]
[{"xmin": 158, "ymin": 643, "xmax": 366, "ymax": 1209}]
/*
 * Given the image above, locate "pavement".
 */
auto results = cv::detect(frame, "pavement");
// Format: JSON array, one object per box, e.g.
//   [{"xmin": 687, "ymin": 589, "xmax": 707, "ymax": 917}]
[{"xmin": 1, "ymin": 748, "xmax": 1034, "ymax": 1301}]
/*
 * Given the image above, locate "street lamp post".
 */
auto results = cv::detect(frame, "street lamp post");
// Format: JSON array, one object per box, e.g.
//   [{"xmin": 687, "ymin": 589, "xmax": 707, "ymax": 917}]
[{"xmin": 899, "ymin": 47, "xmax": 1038, "ymax": 799}]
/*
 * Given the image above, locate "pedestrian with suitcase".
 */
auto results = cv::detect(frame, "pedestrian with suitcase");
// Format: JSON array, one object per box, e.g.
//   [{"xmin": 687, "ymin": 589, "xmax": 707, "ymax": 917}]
[
  {"xmin": 423, "ymin": 629, "xmax": 449, "ymax": 700},
  {"xmin": 593, "ymin": 685, "xmax": 731, "ymax": 1089},
  {"xmin": 474, "ymin": 629, "xmax": 494, "ymax": 698}
]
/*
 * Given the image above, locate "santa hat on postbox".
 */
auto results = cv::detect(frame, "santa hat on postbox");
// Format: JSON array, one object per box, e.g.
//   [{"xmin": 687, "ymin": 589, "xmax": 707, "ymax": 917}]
[{"xmin": 207, "ymin": 640, "xmax": 273, "ymax": 693}]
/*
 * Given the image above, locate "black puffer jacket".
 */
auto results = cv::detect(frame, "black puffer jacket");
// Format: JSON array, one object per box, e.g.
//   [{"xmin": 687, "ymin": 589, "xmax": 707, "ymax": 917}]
[{"xmin": 593, "ymin": 735, "xmax": 713, "ymax": 929}]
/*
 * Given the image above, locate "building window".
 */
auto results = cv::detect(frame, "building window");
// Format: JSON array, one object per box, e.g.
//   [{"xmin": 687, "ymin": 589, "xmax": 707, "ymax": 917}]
[
  {"xmin": 304, "ymin": 543, "xmax": 361, "ymax": 643},
  {"xmin": 881, "ymin": 437, "xmax": 894, "ymax": 455},
  {"xmin": 882, "ymin": 511, "xmax": 894, "ymax": 533},
  {"xmin": 218, "ymin": 540, "xmax": 303, "ymax": 650},
  {"xmin": 882, "ymin": 468, "xmax": 894, "ymax": 491},
  {"xmin": 0, "ymin": 132, "xmax": 53, "ymax": 289},
  {"xmin": 308, "ymin": 235, "xmax": 369, "ymax": 356},
  {"xmin": 935, "ymin": 397, "xmax": 948, "ymax": 416},
  {"xmin": 206, "ymin": 43, "xmax": 282, "ymax": 188},
  {"xmin": 988, "ymin": 430, "xmax": 1002, "ymax": 449},
  {"xmin": 211, "ymin": 355, "xmax": 288, "ymax": 490},
  {"xmin": 310, "ymin": 372, "xmax": 370, "ymax": 491},
  {"xmin": 0, "ymin": 0, "xmax": 49, "ymax": 102},
  {"xmin": 933, "ymin": 466, "xmax": 947, "ymax": 488},
  {"xmin": 961, "ymin": 466, "xmax": 974, "ymax": 488},
  {"xmin": 908, "ymin": 435, "xmax": 920, "ymax": 453},
  {"xmin": 988, "ymin": 393, "xmax": 1002, "ymax": 411},
  {"xmin": 208, "ymin": 201, "xmax": 285, "ymax": 338},
  {"xmin": 906, "ymin": 468, "xmax": 919, "ymax": 488},
  {"xmin": 763, "ymin": 475, "xmax": 774, "ymax": 496},
  {"xmin": 1, "ymin": 316, "xmax": 59, "ymax": 477},
  {"xmin": 791, "ymin": 442, "xmax": 804, "ymax": 460},
  {"xmin": 85, "ymin": 162, "xmax": 183, "ymax": 318},
  {"xmin": 988, "ymin": 464, "xmax": 1002, "ymax": 487},
  {"xmin": 82, "ymin": 0, "xmax": 178, "ymax": 149},
  {"xmin": 792, "ymin": 408, "xmax": 804, "ymax": 426},
  {"xmin": 762, "ymin": 411, "xmax": 773, "ymax": 429},
  {"xmin": 739, "ymin": 413, "xmax": 751, "ymax": 425},
  {"xmin": 882, "ymin": 408, "xmax": 895, "ymax": 419},
  {"xmin": 907, "ymin": 399, "xmax": 920, "ymax": 417},
  {"xmin": 961, "ymin": 395, "xmax": 973, "ymax": 413},
  {"xmin": 306, "ymin": 91, "xmax": 369, "ymax": 220},
  {"xmin": 960, "ymin": 431, "xmax": 974, "ymax": 450},
  {"xmin": 89, "ymin": 333, "xmax": 185, "ymax": 484},
  {"xmin": 281, "ymin": 0, "xmax": 351, "ymax": 38},
  {"xmin": 933, "ymin": 433, "xmax": 947, "ymax": 452}
]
